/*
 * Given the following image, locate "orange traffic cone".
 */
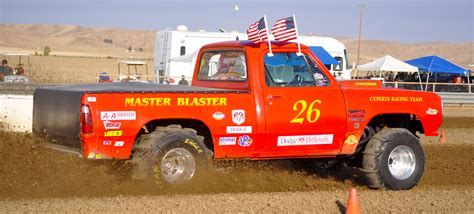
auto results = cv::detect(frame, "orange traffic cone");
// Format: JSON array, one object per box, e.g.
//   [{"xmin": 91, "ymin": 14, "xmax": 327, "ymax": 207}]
[
  {"xmin": 346, "ymin": 188, "xmax": 360, "ymax": 214},
  {"xmin": 439, "ymin": 129, "xmax": 446, "ymax": 144}
]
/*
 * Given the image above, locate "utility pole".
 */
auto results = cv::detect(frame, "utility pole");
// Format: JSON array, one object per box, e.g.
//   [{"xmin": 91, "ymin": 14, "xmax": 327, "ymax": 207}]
[{"xmin": 355, "ymin": 4, "xmax": 365, "ymax": 78}]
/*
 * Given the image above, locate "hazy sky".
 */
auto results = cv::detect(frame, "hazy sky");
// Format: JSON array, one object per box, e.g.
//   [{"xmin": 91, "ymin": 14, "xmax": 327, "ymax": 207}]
[{"xmin": 1, "ymin": 0, "xmax": 472, "ymax": 43}]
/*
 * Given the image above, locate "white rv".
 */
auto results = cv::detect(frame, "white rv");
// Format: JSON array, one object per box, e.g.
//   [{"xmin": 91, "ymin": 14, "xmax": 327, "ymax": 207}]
[{"xmin": 154, "ymin": 26, "xmax": 351, "ymax": 83}]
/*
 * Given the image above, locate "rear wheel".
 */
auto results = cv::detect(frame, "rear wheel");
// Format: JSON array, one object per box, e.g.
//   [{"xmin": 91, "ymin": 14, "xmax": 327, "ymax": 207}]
[
  {"xmin": 362, "ymin": 128, "xmax": 425, "ymax": 190},
  {"xmin": 132, "ymin": 125, "xmax": 212, "ymax": 186}
]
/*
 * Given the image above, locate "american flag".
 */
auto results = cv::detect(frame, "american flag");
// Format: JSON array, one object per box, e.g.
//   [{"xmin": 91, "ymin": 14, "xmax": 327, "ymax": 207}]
[
  {"xmin": 271, "ymin": 16, "xmax": 297, "ymax": 42},
  {"xmin": 247, "ymin": 17, "xmax": 268, "ymax": 43}
]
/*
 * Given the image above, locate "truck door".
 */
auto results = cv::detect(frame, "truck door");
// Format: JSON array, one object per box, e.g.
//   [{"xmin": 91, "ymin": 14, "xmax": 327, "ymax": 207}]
[{"xmin": 261, "ymin": 52, "xmax": 347, "ymax": 156}]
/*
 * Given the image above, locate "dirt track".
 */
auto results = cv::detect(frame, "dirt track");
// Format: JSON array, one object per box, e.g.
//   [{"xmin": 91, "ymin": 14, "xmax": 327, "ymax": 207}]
[{"xmin": 0, "ymin": 110, "xmax": 473, "ymax": 212}]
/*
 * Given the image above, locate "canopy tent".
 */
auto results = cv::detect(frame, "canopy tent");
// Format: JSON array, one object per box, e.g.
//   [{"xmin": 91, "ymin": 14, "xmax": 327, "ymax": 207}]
[
  {"xmin": 405, "ymin": 55, "xmax": 467, "ymax": 75},
  {"xmin": 405, "ymin": 55, "xmax": 470, "ymax": 92},
  {"xmin": 357, "ymin": 55, "xmax": 422, "ymax": 89},
  {"xmin": 357, "ymin": 55, "xmax": 419, "ymax": 73},
  {"xmin": 309, "ymin": 46, "xmax": 338, "ymax": 65}
]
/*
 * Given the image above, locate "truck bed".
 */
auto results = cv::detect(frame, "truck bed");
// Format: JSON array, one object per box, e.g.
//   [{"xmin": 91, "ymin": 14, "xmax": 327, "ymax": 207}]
[{"xmin": 33, "ymin": 82, "xmax": 248, "ymax": 149}]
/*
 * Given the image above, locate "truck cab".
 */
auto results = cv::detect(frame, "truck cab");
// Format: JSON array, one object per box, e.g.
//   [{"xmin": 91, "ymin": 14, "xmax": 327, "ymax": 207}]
[{"xmin": 192, "ymin": 41, "xmax": 348, "ymax": 158}]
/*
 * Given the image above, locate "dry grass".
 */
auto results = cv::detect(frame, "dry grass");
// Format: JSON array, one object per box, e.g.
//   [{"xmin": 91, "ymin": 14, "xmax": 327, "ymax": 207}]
[{"xmin": 4, "ymin": 55, "xmax": 154, "ymax": 84}]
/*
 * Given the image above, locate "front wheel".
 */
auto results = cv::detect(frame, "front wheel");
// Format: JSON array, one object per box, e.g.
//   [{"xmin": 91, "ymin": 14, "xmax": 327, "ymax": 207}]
[{"xmin": 362, "ymin": 128, "xmax": 425, "ymax": 190}]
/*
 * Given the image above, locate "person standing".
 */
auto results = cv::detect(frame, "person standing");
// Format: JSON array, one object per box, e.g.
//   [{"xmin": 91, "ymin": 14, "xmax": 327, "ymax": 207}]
[
  {"xmin": 0, "ymin": 59, "xmax": 13, "ymax": 81},
  {"xmin": 178, "ymin": 75, "xmax": 189, "ymax": 85}
]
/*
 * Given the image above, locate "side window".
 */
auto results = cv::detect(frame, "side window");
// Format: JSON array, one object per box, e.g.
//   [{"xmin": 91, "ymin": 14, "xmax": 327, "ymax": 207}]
[
  {"xmin": 264, "ymin": 53, "xmax": 315, "ymax": 87},
  {"xmin": 264, "ymin": 53, "xmax": 329, "ymax": 87},
  {"xmin": 334, "ymin": 56, "xmax": 343, "ymax": 71},
  {"xmin": 197, "ymin": 51, "xmax": 247, "ymax": 81},
  {"xmin": 307, "ymin": 56, "xmax": 330, "ymax": 86}
]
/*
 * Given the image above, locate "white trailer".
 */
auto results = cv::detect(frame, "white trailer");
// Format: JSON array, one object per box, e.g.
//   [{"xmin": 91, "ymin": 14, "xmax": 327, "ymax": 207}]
[{"xmin": 154, "ymin": 26, "xmax": 352, "ymax": 83}]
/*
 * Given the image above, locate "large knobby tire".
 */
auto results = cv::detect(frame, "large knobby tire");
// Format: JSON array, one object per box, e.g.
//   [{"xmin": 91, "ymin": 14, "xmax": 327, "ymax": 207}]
[
  {"xmin": 131, "ymin": 125, "xmax": 212, "ymax": 186},
  {"xmin": 362, "ymin": 128, "xmax": 425, "ymax": 190}
]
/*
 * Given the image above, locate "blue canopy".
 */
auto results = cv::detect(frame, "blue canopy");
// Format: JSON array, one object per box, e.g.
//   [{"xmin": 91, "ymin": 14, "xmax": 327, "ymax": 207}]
[
  {"xmin": 405, "ymin": 55, "xmax": 467, "ymax": 75},
  {"xmin": 309, "ymin": 46, "xmax": 338, "ymax": 65}
]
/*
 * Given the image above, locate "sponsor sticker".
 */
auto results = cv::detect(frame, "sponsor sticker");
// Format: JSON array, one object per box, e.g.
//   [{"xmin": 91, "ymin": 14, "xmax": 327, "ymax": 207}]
[
  {"xmin": 103, "ymin": 140, "xmax": 112, "ymax": 145},
  {"xmin": 212, "ymin": 112, "xmax": 225, "ymax": 120},
  {"xmin": 348, "ymin": 110, "xmax": 365, "ymax": 122},
  {"xmin": 104, "ymin": 130, "xmax": 122, "ymax": 137},
  {"xmin": 238, "ymin": 135, "xmax": 253, "ymax": 147},
  {"xmin": 232, "ymin": 110, "xmax": 245, "ymax": 125},
  {"xmin": 114, "ymin": 141, "xmax": 124, "ymax": 147},
  {"xmin": 103, "ymin": 121, "xmax": 121, "ymax": 130},
  {"xmin": 426, "ymin": 108, "xmax": 438, "ymax": 115},
  {"xmin": 277, "ymin": 134, "xmax": 333, "ymax": 146},
  {"xmin": 87, "ymin": 97, "xmax": 97, "ymax": 102},
  {"xmin": 226, "ymin": 126, "xmax": 252, "ymax": 134},
  {"xmin": 344, "ymin": 135, "xmax": 358, "ymax": 145},
  {"xmin": 100, "ymin": 111, "xmax": 136, "ymax": 121},
  {"xmin": 219, "ymin": 137, "xmax": 236, "ymax": 145}
]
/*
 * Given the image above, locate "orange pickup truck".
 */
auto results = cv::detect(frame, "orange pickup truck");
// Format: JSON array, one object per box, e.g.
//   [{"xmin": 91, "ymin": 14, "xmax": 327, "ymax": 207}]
[{"xmin": 33, "ymin": 41, "xmax": 443, "ymax": 190}]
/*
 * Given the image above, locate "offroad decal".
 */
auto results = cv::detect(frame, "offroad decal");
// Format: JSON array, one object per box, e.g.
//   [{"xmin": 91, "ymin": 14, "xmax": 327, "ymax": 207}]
[
  {"xmin": 277, "ymin": 134, "xmax": 333, "ymax": 146},
  {"xmin": 125, "ymin": 98, "xmax": 171, "ymax": 106},
  {"xmin": 348, "ymin": 110, "xmax": 365, "ymax": 122},
  {"xmin": 104, "ymin": 130, "xmax": 122, "ymax": 137},
  {"xmin": 232, "ymin": 110, "xmax": 245, "ymax": 125},
  {"xmin": 426, "ymin": 108, "xmax": 438, "ymax": 115},
  {"xmin": 226, "ymin": 126, "xmax": 252, "ymax": 134},
  {"xmin": 219, "ymin": 137, "xmax": 236, "ymax": 145},
  {"xmin": 177, "ymin": 98, "xmax": 227, "ymax": 106},
  {"xmin": 212, "ymin": 112, "xmax": 225, "ymax": 120},
  {"xmin": 184, "ymin": 139, "xmax": 203, "ymax": 153},
  {"xmin": 87, "ymin": 97, "xmax": 96, "ymax": 102},
  {"xmin": 238, "ymin": 135, "xmax": 253, "ymax": 147},
  {"xmin": 87, "ymin": 153, "xmax": 106, "ymax": 159},
  {"xmin": 103, "ymin": 140, "xmax": 112, "ymax": 145},
  {"xmin": 369, "ymin": 96, "xmax": 423, "ymax": 102},
  {"xmin": 100, "ymin": 111, "xmax": 136, "ymax": 121},
  {"xmin": 124, "ymin": 97, "xmax": 227, "ymax": 107},
  {"xmin": 344, "ymin": 135, "xmax": 358, "ymax": 145},
  {"xmin": 114, "ymin": 141, "xmax": 124, "ymax": 147},
  {"xmin": 290, "ymin": 100, "xmax": 321, "ymax": 124},
  {"xmin": 103, "ymin": 121, "xmax": 121, "ymax": 130},
  {"xmin": 354, "ymin": 82, "xmax": 377, "ymax": 86}
]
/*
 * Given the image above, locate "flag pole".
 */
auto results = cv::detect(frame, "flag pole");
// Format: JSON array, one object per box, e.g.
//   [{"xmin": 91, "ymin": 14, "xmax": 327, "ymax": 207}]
[
  {"xmin": 263, "ymin": 15, "xmax": 273, "ymax": 57},
  {"xmin": 292, "ymin": 14, "xmax": 302, "ymax": 55}
]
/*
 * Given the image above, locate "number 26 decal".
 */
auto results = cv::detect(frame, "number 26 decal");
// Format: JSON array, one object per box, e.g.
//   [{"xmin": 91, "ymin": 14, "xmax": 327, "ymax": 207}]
[{"xmin": 291, "ymin": 100, "xmax": 322, "ymax": 124}]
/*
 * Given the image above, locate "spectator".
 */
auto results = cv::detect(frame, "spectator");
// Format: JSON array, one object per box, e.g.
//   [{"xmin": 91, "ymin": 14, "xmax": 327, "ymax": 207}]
[
  {"xmin": 15, "ymin": 63, "xmax": 26, "ymax": 76},
  {"xmin": 178, "ymin": 75, "xmax": 189, "ymax": 85},
  {"xmin": 0, "ymin": 59, "xmax": 13, "ymax": 81}
]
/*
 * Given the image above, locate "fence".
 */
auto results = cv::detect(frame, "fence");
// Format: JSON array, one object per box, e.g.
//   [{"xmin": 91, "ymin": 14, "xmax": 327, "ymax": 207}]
[{"xmin": 383, "ymin": 81, "xmax": 473, "ymax": 93}]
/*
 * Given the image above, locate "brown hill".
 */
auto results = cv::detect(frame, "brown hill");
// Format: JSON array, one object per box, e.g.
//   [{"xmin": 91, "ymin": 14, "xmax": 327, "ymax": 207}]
[
  {"xmin": 0, "ymin": 24, "xmax": 155, "ymax": 58},
  {"xmin": 0, "ymin": 24, "xmax": 472, "ymax": 69}
]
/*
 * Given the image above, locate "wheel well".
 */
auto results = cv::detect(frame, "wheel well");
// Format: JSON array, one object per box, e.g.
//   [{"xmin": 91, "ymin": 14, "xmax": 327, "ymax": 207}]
[
  {"xmin": 366, "ymin": 113, "xmax": 424, "ymax": 135},
  {"xmin": 355, "ymin": 113, "xmax": 424, "ymax": 155},
  {"xmin": 137, "ymin": 119, "xmax": 214, "ymax": 152}
]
